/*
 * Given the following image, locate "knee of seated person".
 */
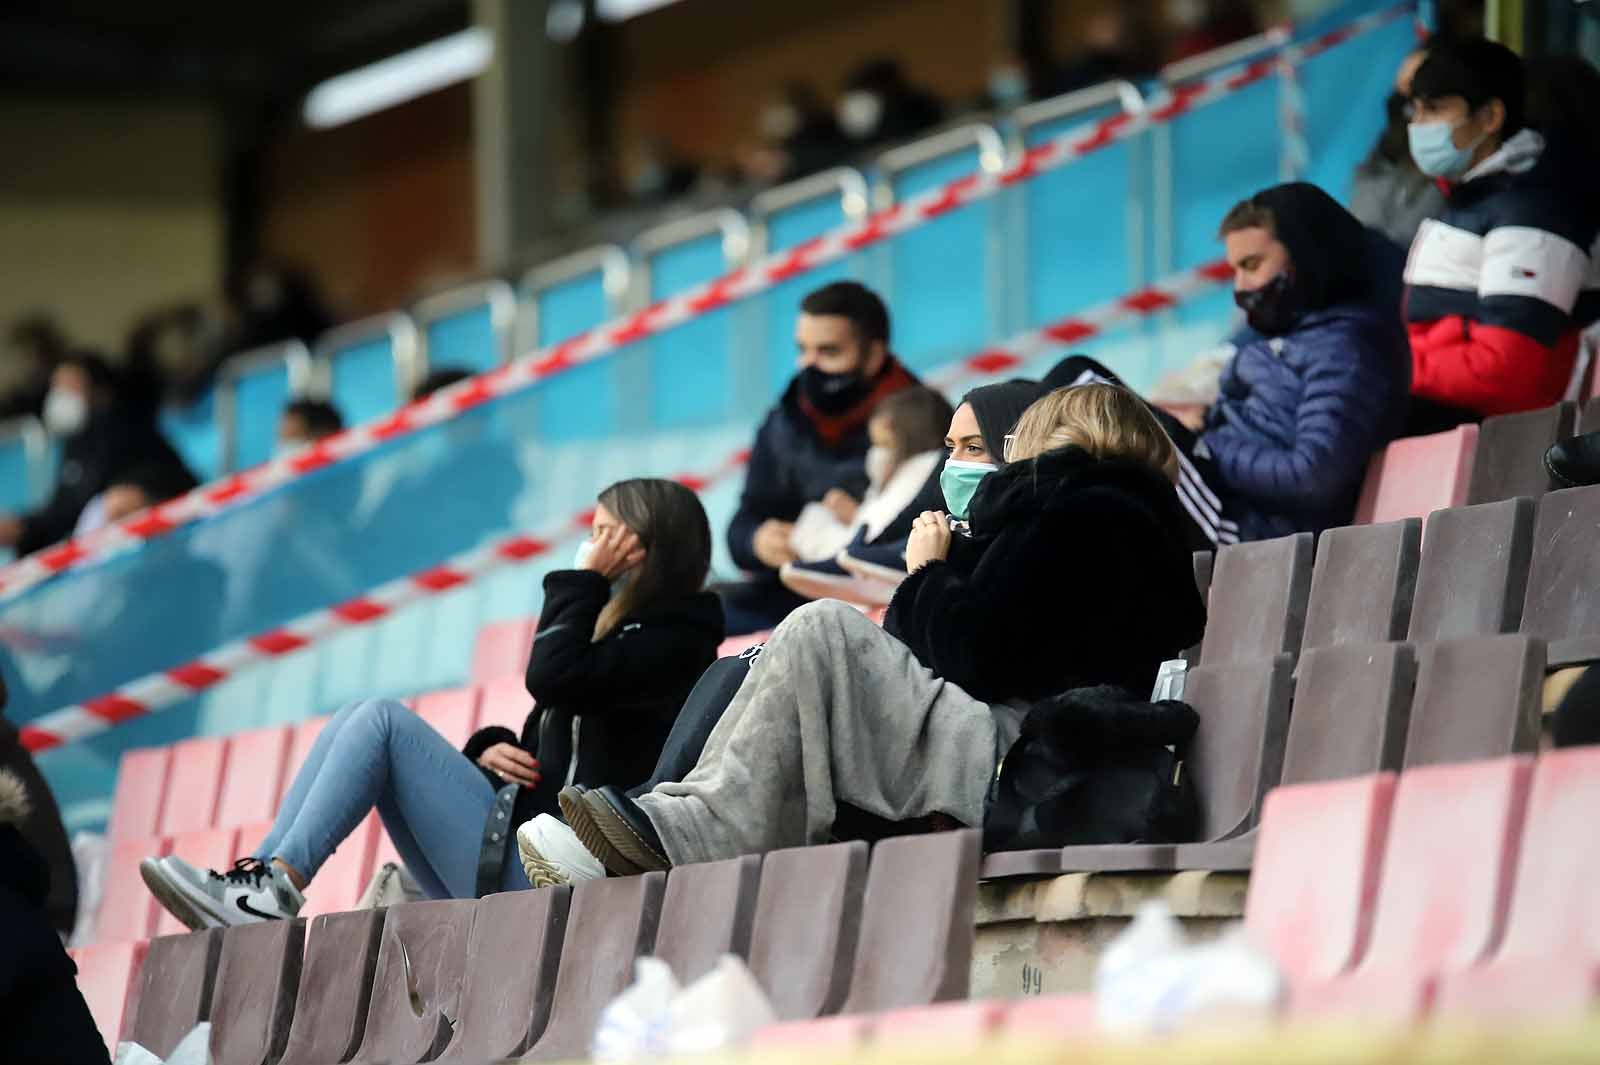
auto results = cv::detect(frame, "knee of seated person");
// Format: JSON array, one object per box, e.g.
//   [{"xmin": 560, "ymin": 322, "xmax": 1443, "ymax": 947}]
[
  {"xmin": 349, "ymin": 696, "xmax": 408, "ymax": 733},
  {"xmin": 777, "ymin": 598, "xmax": 873, "ymax": 640}
]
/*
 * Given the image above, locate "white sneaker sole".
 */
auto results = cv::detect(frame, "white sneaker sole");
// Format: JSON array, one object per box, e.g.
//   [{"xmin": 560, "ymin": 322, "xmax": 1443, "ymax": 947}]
[
  {"xmin": 140, "ymin": 858, "xmax": 221, "ymax": 931},
  {"xmin": 517, "ymin": 816, "xmax": 605, "ymax": 888}
]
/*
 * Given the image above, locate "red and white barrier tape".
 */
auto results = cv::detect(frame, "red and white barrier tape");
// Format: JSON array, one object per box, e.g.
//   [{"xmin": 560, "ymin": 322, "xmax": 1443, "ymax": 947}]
[
  {"xmin": 0, "ymin": 4, "xmax": 1407, "ymax": 605},
  {"xmin": 20, "ymin": 259, "xmax": 1233, "ymax": 754}
]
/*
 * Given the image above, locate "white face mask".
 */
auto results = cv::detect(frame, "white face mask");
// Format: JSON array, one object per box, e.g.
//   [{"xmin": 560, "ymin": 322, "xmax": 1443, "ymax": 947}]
[
  {"xmin": 43, "ymin": 388, "xmax": 89, "ymax": 437},
  {"xmin": 865, "ymin": 445, "xmax": 896, "ymax": 489},
  {"xmin": 759, "ymin": 104, "xmax": 802, "ymax": 142},
  {"xmin": 574, "ymin": 539, "xmax": 597, "ymax": 570},
  {"xmin": 837, "ymin": 91, "xmax": 884, "ymax": 138}
]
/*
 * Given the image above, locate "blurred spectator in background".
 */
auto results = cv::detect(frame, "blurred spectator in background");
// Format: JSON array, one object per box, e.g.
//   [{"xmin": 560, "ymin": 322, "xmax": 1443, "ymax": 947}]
[
  {"xmin": 278, "ymin": 399, "xmax": 345, "ymax": 453},
  {"xmin": 1166, "ymin": 0, "xmax": 1261, "ymax": 63},
  {"xmin": 125, "ymin": 302, "xmax": 216, "ymax": 407},
  {"xmin": 1040, "ymin": 10, "xmax": 1161, "ymax": 98},
  {"xmin": 0, "ymin": 315, "xmax": 69, "ymax": 422},
  {"xmin": 73, "ymin": 460, "xmax": 197, "ymax": 541},
  {"xmin": 624, "ymin": 135, "xmax": 700, "ymax": 206},
  {"xmin": 1351, "ymin": 46, "xmax": 1448, "ymax": 249},
  {"xmin": 835, "ymin": 59, "xmax": 945, "ymax": 152},
  {"xmin": 0, "ymin": 352, "xmax": 193, "ymax": 556},
  {"xmin": 738, "ymin": 82, "xmax": 849, "ymax": 185},
  {"xmin": 169, "ymin": 262, "xmax": 332, "ymax": 404}
]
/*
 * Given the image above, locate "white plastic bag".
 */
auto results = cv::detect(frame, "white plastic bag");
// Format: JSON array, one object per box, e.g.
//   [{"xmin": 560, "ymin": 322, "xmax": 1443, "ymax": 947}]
[
  {"xmin": 113, "ymin": 1022, "xmax": 211, "ymax": 1065},
  {"xmin": 788, "ymin": 502, "xmax": 852, "ymax": 563},
  {"xmin": 592, "ymin": 958, "xmax": 680, "ymax": 1062},
  {"xmin": 592, "ymin": 955, "xmax": 777, "ymax": 1060}
]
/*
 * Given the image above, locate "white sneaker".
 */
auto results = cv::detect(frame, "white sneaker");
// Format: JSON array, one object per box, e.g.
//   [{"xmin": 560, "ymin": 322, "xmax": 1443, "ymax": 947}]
[
  {"xmin": 517, "ymin": 813, "xmax": 606, "ymax": 888},
  {"xmin": 140, "ymin": 855, "xmax": 305, "ymax": 929}
]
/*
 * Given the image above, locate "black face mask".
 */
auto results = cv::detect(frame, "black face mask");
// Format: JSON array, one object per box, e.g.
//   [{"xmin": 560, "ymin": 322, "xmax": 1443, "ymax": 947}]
[
  {"xmin": 799, "ymin": 365, "xmax": 873, "ymax": 414},
  {"xmin": 1234, "ymin": 272, "xmax": 1301, "ymax": 336}
]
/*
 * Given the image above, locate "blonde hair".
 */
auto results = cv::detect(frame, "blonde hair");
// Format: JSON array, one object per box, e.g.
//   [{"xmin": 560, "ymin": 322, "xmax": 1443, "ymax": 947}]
[{"xmin": 1005, "ymin": 383, "xmax": 1180, "ymax": 481}]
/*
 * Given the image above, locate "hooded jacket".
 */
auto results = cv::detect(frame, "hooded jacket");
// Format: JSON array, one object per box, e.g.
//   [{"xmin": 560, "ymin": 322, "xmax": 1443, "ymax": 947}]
[
  {"xmin": 462, "ymin": 570, "xmax": 725, "ymax": 827},
  {"xmin": 1404, "ymin": 128, "xmax": 1599, "ymax": 415},
  {"xmin": 1200, "ymin": 182, "xmax": 1411, "ymax": 541},
  {"xmin": 727, "ymin": 357, "xmax": 918, "ymax": 574},
  {"xmin": 883, "ymin": 447, "xmax": 1206, "ymax": 703}
]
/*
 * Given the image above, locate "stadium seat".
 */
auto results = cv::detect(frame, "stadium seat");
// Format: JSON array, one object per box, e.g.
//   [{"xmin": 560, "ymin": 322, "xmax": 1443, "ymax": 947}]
[
  {"xmin": 98, "ymin": 834, "xmax": 169, "ymax": 943},
  {"xmin": 1466, "ymin": 402, "xmax": 1576, "ymax": 505},
  {"xmin": 208, "ymin": 918, "xmax": 306, "ymax": 1065},
  {"xmin": 156, "ymin": 828, "xmax": 239, "ymax": 937},
  {"xmin": 71, "ymin": 940, "xmax": 147, "ymax": 1050},
  {"xmin": 108, "ymin": 746, "xmax": 172, "ymax": 841},
  {"xmin": 1291, "ymin": 756, "xmax": 1533, "ymax": 1023},
  {"xmin": 471, "ymin": 619, "xmax": 538, "ymax": 682},
  {"xmin": 1186, "ymin": 551, "xmax": 1213, "ymax": 660},
  {"xmin": 477, "ymin": 674, "xmax": 532, "ymax": 732},
  {"xmin": 298, "ymin": 812, "xmax": 380, "ymax": 919},
  {"xmin": 213, "ymin": 726, "xmax": 291, "ymax": 829},
  {"xmin": 1433, "ymin": 746, "xmax": 1600, "ymax": 1022},
  {"xmin": 1196, "ymin": 534, "xmax": 1312, "ymax": 665},
  {"xmin": 278, "ymin": 909, "xmax": 385, "ymax": 1065},
  {"xmin": 1404, "ymin": 636, "xmax": 1543, "ymax": 768},
  {"xmin": 521, "ymin": 871, "xmax": 668, "ymax": 1061},
  {"xmin": 349, "ymin": 898, "xmax": 477, "ymax": 1064},
  {"xmin": 158, "ymin": 736, "xmax": 229, "ymax": 836},
  {"xmin": 1581, "ymin": 395, "xmax": 1600, "ymax": 433},
  {"xmin": 746, "ymin": 841, "xmax": 869, "ymax": 1021},
  {"xmin": 1519, "ymin": 485, "xmax": 1600, "ymax": 668},
  {"xmin": 1244, "ymin": 773, "xmax": 1398, "ymax": 983},
  {"xmin": 1407, "ymin": 499, "xmax": 1534, "ymax": 643},
  {"xmin": 280, "ymin": 716, "xmax": 329, "ymax": 807},
  {"xmin": 411, "ymin": 686, "xmax": 482, "ymax": 745},
  {"xmin": 1354, "ymin": 426, "xmax": 1477, "ymax": 525},
  {"xmin": 1300, "ymin": 519, "xmax": 1420, "ymax": 652},
  {"xmin": 436, "ymin": 887, "xmax": 570, "ymax": 1062},
  {"xmin": 124, "ymin": 929, "xmax": 222, "ymax": 1061},
  {"xmin": 653, "ymin": 855, "xmax": 762, "ymax": 983},
  {"xmin": 839, "ymin": 830, "xmax": 980, "ymax": 1013}
]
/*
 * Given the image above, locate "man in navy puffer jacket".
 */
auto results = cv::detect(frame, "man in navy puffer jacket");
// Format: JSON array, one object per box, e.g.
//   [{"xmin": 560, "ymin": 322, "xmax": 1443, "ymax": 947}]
[{"xmin": 1198, "ymin": 182, "xmax": 1411, "ymax": 541}]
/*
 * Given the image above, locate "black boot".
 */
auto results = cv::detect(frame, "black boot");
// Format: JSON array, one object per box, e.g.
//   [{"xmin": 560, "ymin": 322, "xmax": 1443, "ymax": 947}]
[{"xmin": 1545, "ymin": 432, "xmax": 1600, "ymax": 489}]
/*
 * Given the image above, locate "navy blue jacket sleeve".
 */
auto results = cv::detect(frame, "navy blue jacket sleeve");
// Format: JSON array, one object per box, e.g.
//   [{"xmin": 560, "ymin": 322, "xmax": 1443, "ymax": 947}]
[{"xmin": 727, "ymin": 412, "xmax": 792, "ymax": 574}]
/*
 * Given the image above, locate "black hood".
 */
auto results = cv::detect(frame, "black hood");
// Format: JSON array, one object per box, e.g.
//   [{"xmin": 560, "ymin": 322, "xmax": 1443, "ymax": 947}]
[
  {"xmin": 969, "ymin": 445, "xmax": 1188, "ymax": 533},
  {"xmin": 962, "ymin": 379, "xmax": 1045, "ymax": 463},
  {"xmin": 1253, "ymin": 181, "xmax": 1374, "ymax": 311},
  {"xmin": 0, "ymin": 826, "xmax": 49, "ymax": 908}
]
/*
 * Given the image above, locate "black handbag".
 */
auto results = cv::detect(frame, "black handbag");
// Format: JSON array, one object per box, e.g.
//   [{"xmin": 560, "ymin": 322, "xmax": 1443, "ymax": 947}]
[{"xmin": 983, "ymin": 685, "xmax": 1201, "ymax": 853}]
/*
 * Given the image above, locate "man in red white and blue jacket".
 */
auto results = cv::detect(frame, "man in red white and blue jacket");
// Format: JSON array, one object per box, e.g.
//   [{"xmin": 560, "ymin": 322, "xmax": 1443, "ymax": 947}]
[{"xmin": 1402, "ymin": 37, "xmax": 1599, "ymax": 432}]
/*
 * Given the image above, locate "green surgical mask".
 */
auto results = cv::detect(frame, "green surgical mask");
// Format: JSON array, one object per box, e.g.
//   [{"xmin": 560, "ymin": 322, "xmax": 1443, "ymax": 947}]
[{"xmin": 940, "ymin": 460, "xmax": 996, "ymax": 521}]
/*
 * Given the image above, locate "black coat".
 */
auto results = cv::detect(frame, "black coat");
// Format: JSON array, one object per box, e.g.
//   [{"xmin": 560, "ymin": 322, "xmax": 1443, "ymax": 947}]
[
  {"xmin": 884, "ymin": 447, "xmax": 1207, "ymax": 703},
  {"xmin": 462, "ymin": 570, "xmax": 725, "ymax": 827}
]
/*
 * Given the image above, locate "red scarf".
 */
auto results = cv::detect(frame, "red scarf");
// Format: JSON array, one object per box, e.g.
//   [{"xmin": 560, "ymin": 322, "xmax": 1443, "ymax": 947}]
[{"xmin": 798, "ymin": 357, "xmax": 918, "ymax": 449}]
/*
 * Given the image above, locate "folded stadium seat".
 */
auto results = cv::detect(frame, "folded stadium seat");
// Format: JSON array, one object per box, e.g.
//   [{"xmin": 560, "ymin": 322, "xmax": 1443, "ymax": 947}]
[
  {"xmin": 1406, "ymin": 499, "xmax": 1535, "ymax": 643},
  {"xmin": 107, "ymin": 746, "xmax": 172, "ymax": 841},
  {"xmin": 97, "ymin": 834, "xmax": 169, "ymax": 943},
  {"xmin": 1466, "ymin": 402, "xmax": 1577, "ymax": 505},
  {"xmin": 1194, "ymin": 534, "xmax": 1312, "ymax": 666},
  {"xmin": 123, "ymin": 929, "xmax": 222, "ymax": 1060},
  {"xmin": 1403, "ymin": 636, "xmax": 1543, "ymax": 769},
  {"xmin": 157, "ymin": 736, "xmax": 229, "ymax": 836},
  {"xmin": 651, "ymin": 855, "xmax": 762, "ymax": 983},
  {"xmin": 1291, "ymin": 756, "xmax": 1533, "ymax": 1024},
  {"xmin": 213, "ymin": 726, "xmax": 291, "ymax": 829},
  {"xmin": 1518, "ymin": 485, "xmax": 1600, "ymax": 668},
  {"xmin": 476, "ymin": 674, "xmax": 532, "ymax": 731},
  {"xmin": 1175, "ymin": 642, "xmax": 1415, "ymax": 873},
  {"xmin": 278, "ymin": 909, "xmax": 385, "ymax": 1065},
  {"xmin": 746, "ymin": 841, "xmax": 869, "ymax": 1021},
  {"xmin": 520, "ymin": 871, "xmax": 667, "ymax": 1061},
  {"xmin": 434, "ymin": 887, "xmax": 570, "ymax": 1063},
  {"xmin": 70, "ymin": 941, "xmax": 148, "ymax": 1051},
  {"xmin": 1433, "ymin": 747, "xmax": 1600, "ymax": 1022},
  {"xmin": 982, "ymin": 656, "xmax": 1294, "ymax": 878},
  {"xmin": 347, "ymin": 898, "xmax": 477, "ymax": 1064},
  {"xmin": 207, "ymin": 918, "xmax": 306, "ymax": 1065},
  {"xmin": 1354, "ymin": 426, "xmax": 1478, "ymax": 526},
  {"xmin": 1582, "ymin": 395, "xmax": 1600, "ymax": 433},
  {"xmin": 280, "ymin": 716, "xmax": 329, "ymax": 807},
  {"xmin": 470, "ymin": 619, "xmax": 538, "ymax": 682},
  {"xmin": 156, "ymin": 827, "xmax": 240, "ymax": 937},
  {"xmin": 1243, "ymin": 772, "xmax": 1398, "ymax": 984},
  {"xmin": 1299, "ymin": 520, "xmax": 1421, "ymax": 652},
  {"xmin": 411, "ymin": 686, "xmax": 482, "ymax": 744},
  {"xmin": 717, "ymin": 631, "xmax": 772, "ymax": 658},
  {"xmin": 298, "ymin": 812, "xmax": 380, "ymax": 920},
  {"xmin": 1184, "ymin": 551, "xmax": 1213, "ymax": 661}
]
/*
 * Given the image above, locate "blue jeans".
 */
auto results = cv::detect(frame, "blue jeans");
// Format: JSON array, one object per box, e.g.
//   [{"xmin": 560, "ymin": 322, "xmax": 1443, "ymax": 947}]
[{"xmin": 254, "ymin": 698, "xmax": 530, "ymax": 899}]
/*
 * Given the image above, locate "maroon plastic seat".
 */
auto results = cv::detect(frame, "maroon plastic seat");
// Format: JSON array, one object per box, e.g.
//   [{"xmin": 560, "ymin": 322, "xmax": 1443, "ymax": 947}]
[
  {"xmin": 208, "ymin": 918, "xmax": 305, "ymax": 1065},
  {"xmin": 838, "ymin": 830, "xmax": 980, "ymax": 1014},
  {"xmin": 1519, "ymin": 485, "xmax": 1600, "ymax": 667},
  {"xmin": 520, "ymin": 871, "xmax": 667, "ymax": 1061},
  {"xmin": 278, "ymin": 908, "xmax": 385, "ymax": 1065},
  {"xmin": 478, "ymin": 675, "xmax": 533, "ymax": 731},
  {"xmin": 1433, "ymin": 747, "xmax": 1600, "ymax": 1021},
  {"xmin": 1582, "ymin": 395, "xmax": 1600, "ymax": 434},
  {"xmin": 1292, "ymin": 756, "xmax": 1534, "ymax": 1023},
  {"xmin": 1245, "ymin": 773, "xmax": 1398, "ymax": 984},
  {"xmin": 471, "ymin": 619, "xmax": 537, "ymax": 682},
  {"xmin": 1404, "ymin": 636, "xmax": 1543, "ymax": 769},
  {"xmin": 653, "ymin": 856, "xmax": 763, "ymax": 983},
  {"xmin": 1466, "ymin": 401, "xmax": 1576, "ymax": 505},
  {"xmin": 1355, "ymin": 425, "xmax": 1478, "ymax": 525},
  {"xmin": 108, "ymin": 746, "xmax": 171, "ymax": 841},
  {"xmin": 348, "ymin": 899, "xmax": 477, "ymax": 1064},
  {"xmin": 124, "ymin": 930, "xmax": 221, "ymax": 1060},
  {"xmin": 1407, "ymin": 499, "xmax": 1534, "ymax": 643},
  {"xmin": 98, "ymin": 834, "xmax": 168, "ymax": 943},
  {"xmin": 412, "ymin": 687, "xmax": 482, "ymax": 746},
  {"xmin": 746, "ymin": 841, "xmax": 868, "ymax": 1021},
  {"xmin": 158, "ymin": 736, "xmax": 229, "ymax": 835},
  {"xmin": 214, "ymin": 726, "xmax": 291, "ymax": 829},
  {"xmin": 1186, "ymin": 551, "xmax": 1213, "ymax": 661},
  {"xmin": 437, "ymin": 887, "xmax": 570, "ymax": 1062},
  {"xmin": 1196, "ymin": 533, "xmax": 1313, "ymax": 665},
  {"xmin": 1300, "ymin": 520, "xmax": 1420, "ymax": 652}
]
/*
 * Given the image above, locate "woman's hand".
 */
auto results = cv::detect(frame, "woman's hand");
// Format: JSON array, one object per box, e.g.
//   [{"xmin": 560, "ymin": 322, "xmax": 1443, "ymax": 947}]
[
  {"xmin": 478, "ymin": 743, "xmax": 541, "ymax": 788},
  {"xmin": 905, "ymin": 510, "xmax": 953, "ymax": 573},
  {"xmin": 580, "ymin": 524, "xmax": 646, "ymax": 580},
  {"xmin": 821, "ymin": 488, "xmax": 859, "ymax": 524}
]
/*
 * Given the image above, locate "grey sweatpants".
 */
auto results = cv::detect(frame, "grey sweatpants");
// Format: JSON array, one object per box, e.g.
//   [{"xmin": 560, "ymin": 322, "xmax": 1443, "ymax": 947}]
[{"xmin": 637, "ymin": 600, "xmax": 1026, "ymax": 864}]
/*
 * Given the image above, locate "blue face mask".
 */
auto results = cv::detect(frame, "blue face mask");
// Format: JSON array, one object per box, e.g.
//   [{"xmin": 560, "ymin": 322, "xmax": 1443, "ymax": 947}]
[
  {"xmin": 1408, "ymin": 119, "xmax": 1483, "ymax": 180},
  {"xmin": 940, "ymin": 460, "xmax": 996, "ymax": 521}
]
